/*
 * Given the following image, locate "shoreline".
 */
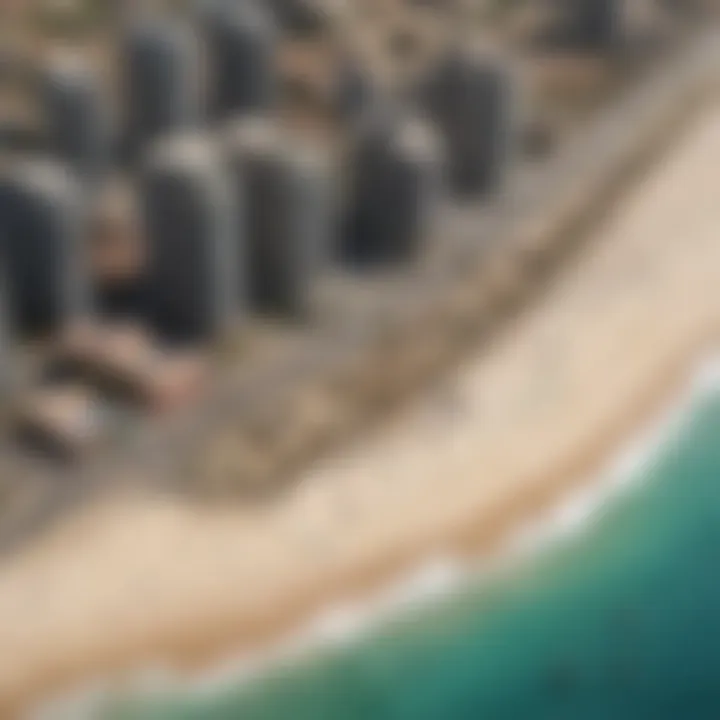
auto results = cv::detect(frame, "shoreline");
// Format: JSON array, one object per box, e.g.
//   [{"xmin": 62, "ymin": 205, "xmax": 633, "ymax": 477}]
[
  {"xmin": 4, "ymin": 65, "xmax": 720, "ymax": 720},
  {"xmin": 45, "ymin": 347, "xmax": 720, "ymax": 718}
]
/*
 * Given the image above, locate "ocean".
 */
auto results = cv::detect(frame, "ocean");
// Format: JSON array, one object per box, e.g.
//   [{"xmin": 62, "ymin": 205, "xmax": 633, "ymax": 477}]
[{"xmin": 88, "ymin": 361, "xmax": 720, "ymax": 720}]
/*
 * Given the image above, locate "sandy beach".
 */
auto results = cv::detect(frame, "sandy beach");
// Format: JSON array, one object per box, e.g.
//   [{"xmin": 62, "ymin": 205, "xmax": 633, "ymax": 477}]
[{"xmin": 3, "ymin": 90, "xmax": 720, "ymax": 717}]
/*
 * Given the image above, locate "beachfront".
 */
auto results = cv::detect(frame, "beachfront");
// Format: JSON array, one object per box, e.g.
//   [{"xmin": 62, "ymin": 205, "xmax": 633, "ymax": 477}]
[{"xmin": 3, "ymin": 82, "xmax": 720, "ymax": 720}]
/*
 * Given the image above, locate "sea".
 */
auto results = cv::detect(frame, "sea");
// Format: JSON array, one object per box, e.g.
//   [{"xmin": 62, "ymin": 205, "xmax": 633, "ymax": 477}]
[{"xmin": 48, "ymin": 359, "xmax": 720, "ymax": 720}]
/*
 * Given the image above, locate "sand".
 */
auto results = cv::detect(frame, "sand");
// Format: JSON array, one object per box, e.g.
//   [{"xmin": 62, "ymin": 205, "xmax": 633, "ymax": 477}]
[{"xmin": 4, "ymin": 94, "xmax": 720, "ymax": 719}]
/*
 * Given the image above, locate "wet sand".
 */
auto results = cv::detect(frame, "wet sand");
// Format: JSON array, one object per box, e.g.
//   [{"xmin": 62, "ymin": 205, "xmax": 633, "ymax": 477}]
[{"xmin": 4, "ymin": 96, "xmax": 720, "ymax": 718}]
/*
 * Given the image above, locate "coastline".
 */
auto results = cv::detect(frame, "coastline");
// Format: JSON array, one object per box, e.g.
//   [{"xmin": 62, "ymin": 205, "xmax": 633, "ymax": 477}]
[
  {"xmin": 57, "ymin": 350, "xmax": 720, "ymax": 719},
  {"xmin": 4, "ymin": 74, "xmax": 720, "ymax": 720}
]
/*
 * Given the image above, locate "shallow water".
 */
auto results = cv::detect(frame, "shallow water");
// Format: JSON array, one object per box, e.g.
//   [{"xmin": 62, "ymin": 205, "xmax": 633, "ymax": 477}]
[{"xmin": 104, "ymin": 371, "xmax": 720, "ymax": 720}]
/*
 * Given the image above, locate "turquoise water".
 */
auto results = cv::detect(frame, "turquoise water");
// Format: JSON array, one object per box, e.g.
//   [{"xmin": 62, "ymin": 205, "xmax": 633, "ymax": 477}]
[{"xmin": 109, "ymin": 380, "xmax": 720, "ymax": 720}]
